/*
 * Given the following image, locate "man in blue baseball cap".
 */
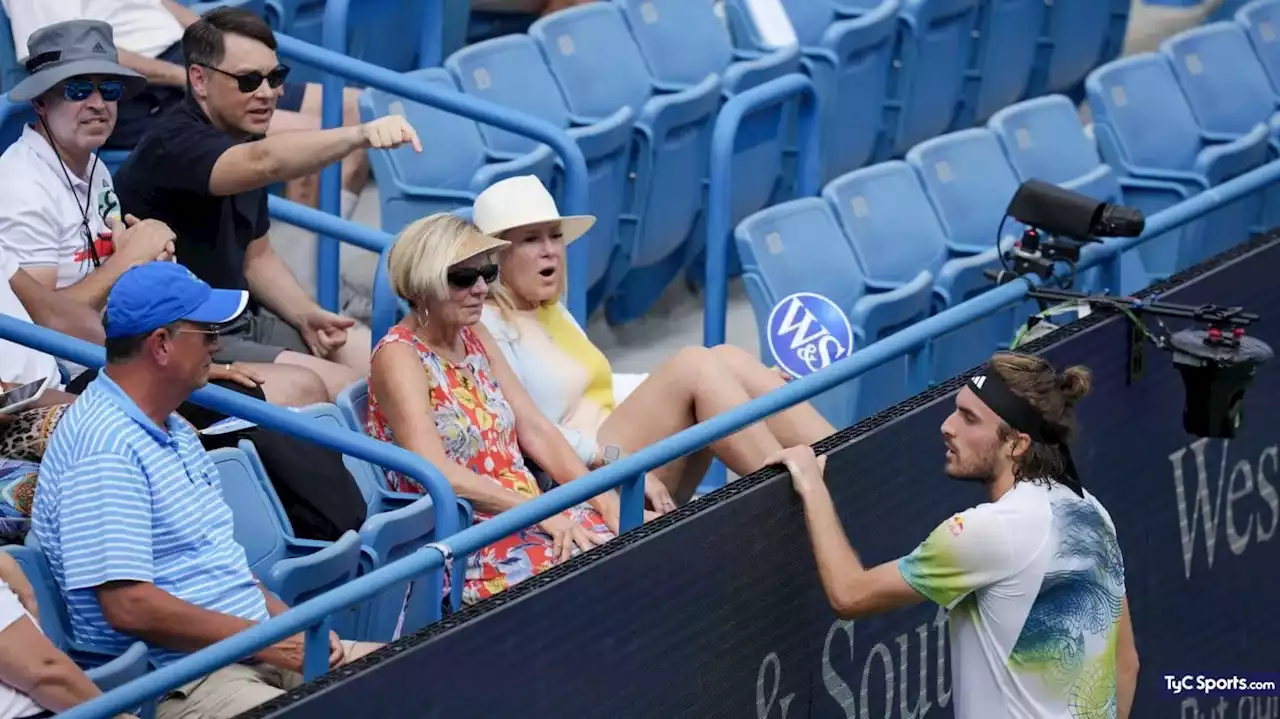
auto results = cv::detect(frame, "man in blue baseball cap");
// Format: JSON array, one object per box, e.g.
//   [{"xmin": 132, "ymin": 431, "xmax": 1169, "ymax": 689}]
[{"xmin": 33, "ymin": 260, "xmax": 381, "ymax": 717}]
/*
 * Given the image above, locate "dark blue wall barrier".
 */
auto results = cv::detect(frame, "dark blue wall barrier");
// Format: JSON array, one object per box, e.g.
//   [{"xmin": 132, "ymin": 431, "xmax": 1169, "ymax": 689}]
[{"xmin": 249, "ymin": 233, "xmax": 1280, "ymax": 719}]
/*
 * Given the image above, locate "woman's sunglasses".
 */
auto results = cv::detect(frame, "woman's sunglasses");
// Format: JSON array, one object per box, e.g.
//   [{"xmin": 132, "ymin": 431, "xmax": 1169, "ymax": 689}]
[
  {"xmin": 201, "ymin": 64, "xmax": 291, "ymax": 94},
  {"xmin": 447, "ymin": 264, "xmax": 499, "ymax": 289},
  {"xmin": 63, "ymin": 79, "xmax": 125, "ymax": 102}
]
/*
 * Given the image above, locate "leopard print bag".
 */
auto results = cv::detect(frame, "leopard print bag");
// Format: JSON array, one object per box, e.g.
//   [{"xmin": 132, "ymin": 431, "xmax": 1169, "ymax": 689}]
[{"xmin": 0, "ymin": 403, "xmax": 71, "ymax": 463}]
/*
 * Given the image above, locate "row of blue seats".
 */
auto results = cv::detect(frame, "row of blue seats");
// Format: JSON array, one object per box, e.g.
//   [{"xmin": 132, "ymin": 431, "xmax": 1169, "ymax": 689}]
[
  {"xmin": 360, "ymin": 0, "xmax": 1132, "ymax": 331},
  {"xmin": 734, "ymin": 0, "xmax": 1280, "ymax": 428}
]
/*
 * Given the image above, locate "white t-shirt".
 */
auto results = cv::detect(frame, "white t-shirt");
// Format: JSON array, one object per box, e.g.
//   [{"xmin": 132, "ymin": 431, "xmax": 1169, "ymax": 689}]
[
  {"xmin": 898, "ymin": 481, "xmax": 1127, "ymax": 719},
  {"xmin": 0, "ymin": 126, "xmax": 123, "ymax": 291},
  {"xmin": 0, "ymin": 251, "xmax": 62, "ymax": 389},
  {"xmin": 3, "ymin": 0, "xmax": 183, "ymax": 61},
  {"xmin": 0, "ymin": 580, "xmax": 46, "ymax": 719}
]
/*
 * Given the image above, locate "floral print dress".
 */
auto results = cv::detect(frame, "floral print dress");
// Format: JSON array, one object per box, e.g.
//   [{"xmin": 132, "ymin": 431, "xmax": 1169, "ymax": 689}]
[{"xmin": 366, "ymin": 324, "xmax": 614, "ymax": 604}]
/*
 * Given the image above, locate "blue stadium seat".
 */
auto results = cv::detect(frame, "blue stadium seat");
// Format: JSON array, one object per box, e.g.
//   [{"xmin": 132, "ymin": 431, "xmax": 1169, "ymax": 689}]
[
  {"xmin": 988, "ymin": 95, "xmax": 1153, "ymax": 295},
  {"xmin": 270, "ymin": 0, "xmax": 427, "ymax": 85},
  {"xmin": 614, "ymin": 0, "xmax": 800, "ymax": 287},
  {"xmin": 1237, "ymin": 0, "xmax": 1280, "ymax": 95},
  {"xmin": 530, "ymin": 3, "xmax": 722, "ymax": 323},
  {"xmin": 447, "ymin": 34, "xmax": 634, "ymax": 315},
  {"xmin": 873, "ymin": 0, "xmax": 984, "ymax": 160},
  {"xmin": 951, "ymin": 0, "xmax": 1044, "ymax": 129},
  {"xmin": 0, "ymin": 6, "xmax": 22, "ymax": 93},
  {"xmin": 734, "ymin": 197, "xmax": 933, "ymax": 423},
  {"xmin": 723, "ymin": 0, "xmax": 898, "ymax": 183},
  {"xmin": 357, "ymin": 68, "xmax": 556, "ymax": 236},
  {"xmin": 1024, "ymin": 0, "xmax": 1115, "ymax": 97},
  {"xmin": 1085, "ymin": 53, "xmax": 1270, "ymax": 265},
  {"xmin": 209, "ymin": 445, "xmax": 364, "ymax": 634},
  {"xmin": 822, "ymin": 160, "xmax": 1010, "ymax": 382},
  {"xmin": 4, "ymin": 545, "xmax": 153, "ymax": 716},
  {"xmin": 1161, "ymin": 21, "xmax": 1280, "ymax": 228}
]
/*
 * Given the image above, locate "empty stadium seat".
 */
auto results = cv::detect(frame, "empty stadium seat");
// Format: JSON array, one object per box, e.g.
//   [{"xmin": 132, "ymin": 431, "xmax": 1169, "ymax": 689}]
[
  {"xmin": 447, "ymin": 34, "xmax": 635, "ymax": 314},
  {"xmin": 1161, "ymin": 21, "xmax": 1280, "ymax": 227},
  {"xmin": 734, "ymin": 197, "xmax": 933, "ymax": 423},
  {"xmin": 210, "ymin": 445, "xmax": 364, "ymax": 634},
  {"xmin": 530, "ymin": 2, "xmax": 722, "ymax": 323},
  {"xmin": 1237, "ymin": 0, "xmax": 1280, "ymax": 95},
  {"xmin": 358, "ymin": 68, "xmax": 556, "ymax": 236},
  {"xmin": 873, "ymin": 0, "xmax": 984, "ymax": 160},
  {"xmin": 723, "ymin": 0, "xmax": 899, "ymax": 183},
  {"xmin": 1024, "ymin": 0, "xmax": 1118, "ymax": 97},
  {"xmin": 615, "ymin": 0, "xmax": 801, "ymax": 288},
  {"xmin": 822, "ymin": 160, "xmax": 1012, "ymax": 382},
  {"xmin": 1085, "ymin": 53, "xmax": 1270, "ymax": 265},
  {"xmin": 987, "ymin": 95, "xmax": 1151, "ymax": 295},
  {"xmin": 951, "ymin": 0, "xmax": 1044, "ymax": 129},
  {"xmin": 5, "ymin": 545, "xmax": 153, "ymax": 715},
  {"xmin": 270, "ymin": 0, "xmax": 427, "ymax": 85}
]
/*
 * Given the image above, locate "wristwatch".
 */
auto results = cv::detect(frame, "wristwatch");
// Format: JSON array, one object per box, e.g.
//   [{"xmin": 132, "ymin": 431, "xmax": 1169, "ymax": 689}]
[{"xmin": 598, "ymin": 444, "xmax": 624, "ymax": 466}]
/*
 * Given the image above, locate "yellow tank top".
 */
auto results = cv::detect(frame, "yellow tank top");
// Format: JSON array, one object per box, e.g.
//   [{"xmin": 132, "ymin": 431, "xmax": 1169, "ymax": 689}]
[{"xmin": 534, "ymin": 303, "xmax": 615, "ymax": 413}]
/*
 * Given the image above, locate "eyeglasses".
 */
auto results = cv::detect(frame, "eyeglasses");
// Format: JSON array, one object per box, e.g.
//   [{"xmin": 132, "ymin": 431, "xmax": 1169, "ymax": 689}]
[
  {"xmin": 447, "ymin": 263, "xmax": 499, "ymax": 289},
  {"xmin": 200, "ymin": 63, "xmax": 291, "ymax": 93},
  {"xmin": 173, "ymin": 326, "xmax": 222, "ymax": 345},
  {"xmin": 63, "ymin": 79, "xmax": 124, "ymax": 102}
]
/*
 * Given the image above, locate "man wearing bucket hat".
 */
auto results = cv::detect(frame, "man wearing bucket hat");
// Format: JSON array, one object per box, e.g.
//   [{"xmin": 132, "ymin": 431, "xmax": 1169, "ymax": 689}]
[
  {"xmin": 0, "ymin": 20, "xmax": 327, "ymax": 408},
  {"xmin": 0, "ymin": 19, "xmax": 177, "ymax": 312}
]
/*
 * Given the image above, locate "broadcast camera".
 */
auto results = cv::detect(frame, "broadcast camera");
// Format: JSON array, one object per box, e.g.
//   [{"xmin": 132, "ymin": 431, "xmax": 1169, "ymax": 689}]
[{"xmin": 986, "ymin": 180, "xmax": 1273, "ymax": 439}]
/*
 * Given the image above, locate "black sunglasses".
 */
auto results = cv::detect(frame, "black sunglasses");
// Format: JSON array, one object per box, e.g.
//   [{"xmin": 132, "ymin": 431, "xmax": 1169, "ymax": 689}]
[
  {"xmin": 200, "ymin": 63, "xmax": 291, "ymax": 93},
  {"xmin": 447, "ymin": 263, "xmax": 499, "ymax": 289}
]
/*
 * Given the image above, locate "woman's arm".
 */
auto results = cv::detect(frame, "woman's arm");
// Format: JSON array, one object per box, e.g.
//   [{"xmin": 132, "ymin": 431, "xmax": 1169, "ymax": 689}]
[
  {"xmin": 474, "ymin": 324, "xmax": 620, "ymax": 518},
  {"xmin": 369, "ymin": 340, "xmax": 531, "ymax": 516},
  {"xmin": 0, "ymin": 588, "xmax": 103, "ymax": 714}
]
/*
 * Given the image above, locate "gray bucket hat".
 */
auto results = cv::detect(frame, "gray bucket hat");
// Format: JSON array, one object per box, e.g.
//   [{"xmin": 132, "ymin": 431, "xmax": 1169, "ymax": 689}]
[{"xmin": 10, "ymin": 19, "xmax": 147, "ymax": 102}]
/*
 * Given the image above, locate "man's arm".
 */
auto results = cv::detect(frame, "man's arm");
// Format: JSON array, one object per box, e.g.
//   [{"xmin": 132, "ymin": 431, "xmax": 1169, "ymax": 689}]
[
  {"xmin": 793, "ymin": 466, "xmax": 927, "ymax": 618},
  {"xmin": 242, "ymin": 235, "xmax": 318, "ymax": 330},
  {"xmin": 9, "ymin": 268, "xmax": 105, "ymax": 345},
  {"xmin": 95, "ymin": 581, "xmax": 258, "ymax": 655},
  {"xmin": 115, "ymin": 48, "xmax": 186, "ymax": 86},
  {"xmin": 207, "ymin": 116, "xmax": 419, "ymax": 197},
  {"xmin": 161, "ymin": 0, "xmax": 201, "ymax": 27}
]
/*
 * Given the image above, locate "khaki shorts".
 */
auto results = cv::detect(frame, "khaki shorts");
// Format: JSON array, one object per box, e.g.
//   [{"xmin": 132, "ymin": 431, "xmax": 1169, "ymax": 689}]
[{"xmin": 157, "ymin": 640, "xmax": 377, "ymax": 719}]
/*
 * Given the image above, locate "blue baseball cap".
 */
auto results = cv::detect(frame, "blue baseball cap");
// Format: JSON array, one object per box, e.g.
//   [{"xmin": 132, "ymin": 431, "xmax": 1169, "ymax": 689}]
[{"xmin": 104, "ymin": 262, "xmax": 249, "ymax": 340}]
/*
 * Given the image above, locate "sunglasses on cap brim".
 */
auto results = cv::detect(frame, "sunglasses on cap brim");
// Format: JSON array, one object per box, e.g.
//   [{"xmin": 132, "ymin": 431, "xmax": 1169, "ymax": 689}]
[
  {"xmin": 63, "ymin": 79, "xmax": 125, "ymax": 102},
  {"xmin": 447, "ymin": 264, "xmax": 499, "ymax": 289}
]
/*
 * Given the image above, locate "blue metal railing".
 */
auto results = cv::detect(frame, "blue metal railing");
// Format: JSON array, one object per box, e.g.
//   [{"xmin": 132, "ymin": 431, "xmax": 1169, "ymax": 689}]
[
  {"xmin": 273, "ymin": 24, "xmax": 592, "ymax": 325},
  {"xmin": 48, "ymin": 146, "xmax": 1280, "ymax": 719},
  {"xmin": 0, "ymin": 317, "xmax": 460, "ymax": 690}
]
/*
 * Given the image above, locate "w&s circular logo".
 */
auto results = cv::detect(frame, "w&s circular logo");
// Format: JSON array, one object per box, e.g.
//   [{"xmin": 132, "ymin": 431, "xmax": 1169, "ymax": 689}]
[{"xmin": 766, "ymin": 292, "xmax": 854, "ymax": 378}]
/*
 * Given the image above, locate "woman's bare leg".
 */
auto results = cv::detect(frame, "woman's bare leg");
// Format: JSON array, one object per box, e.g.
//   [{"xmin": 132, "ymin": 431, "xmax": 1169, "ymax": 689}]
[
  {"xmin": 709, "ymin": 344, "xmax": 838, "ymax": 446},
  {"xmin": 595, "ymin": 346, "xmax": 785, "ymax": 502}
]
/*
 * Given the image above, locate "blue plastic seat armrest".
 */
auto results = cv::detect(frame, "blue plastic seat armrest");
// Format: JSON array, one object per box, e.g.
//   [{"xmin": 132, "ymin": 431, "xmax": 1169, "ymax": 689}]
[
  {"xmin": 564, "ymin": 105, "xmax": 636, "ymax": 160},
  {"xmin": 267, "ymin": 531, "xmax": 363, "ymax": 607},
  {"xmin": 638, "ymin": 73, "xmax": 722, "ymax": 139},
  {"xmin": 848, "ymin": 270, "xmax": 934, "ymax": 336},
  {"xmin": 1194, "ymin": 122, "xmax": 1270, "ymax": 184},
  {"xmin": 359, "ymin": 496, "xmax": 439, "ymax": 564},
  {"xmin": 84, "ymin": 640, "xmax": 150, "ymax": 692},
  {"xmin": 722, "ymin": 44, "xmax": 802, "ymax": 96},
  {"xmin": 472, "ymin": 143, "xmax": 557, "ymax": 193},
  {"xmin": 1116, "ymin": 174, "xmax": 1196, "ymax": 201}
]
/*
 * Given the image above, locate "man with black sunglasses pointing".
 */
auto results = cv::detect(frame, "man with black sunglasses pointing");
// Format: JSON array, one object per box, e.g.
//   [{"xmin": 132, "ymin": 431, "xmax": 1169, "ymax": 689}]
[{"xmin": 115, "ymin": 7, "xmax": 423, "ymax": 404}]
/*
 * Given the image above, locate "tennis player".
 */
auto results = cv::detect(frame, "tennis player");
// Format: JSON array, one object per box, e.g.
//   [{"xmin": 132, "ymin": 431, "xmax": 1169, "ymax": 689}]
[{"xmin": 773, "ymin": 351, "xmax": 1139, "ymax": 719}]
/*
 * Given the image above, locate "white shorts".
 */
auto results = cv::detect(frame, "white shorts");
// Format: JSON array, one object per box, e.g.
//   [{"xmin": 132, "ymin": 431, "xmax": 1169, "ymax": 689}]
[{"xmin": 612, "ymin": 372, "xmax": 647, "ymax": 405}]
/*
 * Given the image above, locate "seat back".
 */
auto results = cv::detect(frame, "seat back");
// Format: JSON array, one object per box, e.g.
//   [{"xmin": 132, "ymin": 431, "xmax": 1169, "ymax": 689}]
[
  {"xmin": 447, "ymin": 35, "xmax": 572, "ymax": 156},
  {"xmin": 297, "ymin": 401, "xmax": 385, "ymax": 512},
  {"xmin": 1084, "ymin": 54, "xmax": 1203, "ymax": 173},
  {"xmin": 615, "ymin": 0, "xmax": 737, "ymax": 87},
  {"xmin": 0, "ymin": 5, "xmax": 24, "ymax": 93},
  {"xmin": 822, "ymin": 161, "xmax": 948, "ymax": 288},
  {"xmin": 891, "ymin": 0, "xmax": 984, "ymax": 156},
  {"xmin": 904, "ymin": 128, "xmax": 1023, "ymax": 254},
  {"xmin": 1034, "ymin": 0, "xmax": 1113, "ymax": 93},
  {"xmin": 1161, "ymin": 22, "xmax": 1278, "ymax": 137},
  {"xmin": 359, "ymin": 69, "xmax": 490, "ymax": 198},
  {"xmin": 530, "ymin": 3, "xmax": 654, "ymax": 119},
  {"xmin": 1237, "ymin": 0, "xmax": 1280, "ymax": 95},
  {"xmin": 964, "ymin": 0, "xmax": 1044, "ymax": 124},
  {"xmin": 209, "ymin": 447, "xmax": 290, "ymax": 576},
  {"xmin": 734, "ymin": 198, "xmax": 866, "ymax": 426},
  {"xmin": 988, "ymin": 95, "xmax": 1110, "ymax": 189},
  {"xmin": 282, "ymin": 0, "xmax": 426, "ymax": 85},
  {"xmin": 782, "ymin": 0, "xmax": 842, "ymax": 46}
]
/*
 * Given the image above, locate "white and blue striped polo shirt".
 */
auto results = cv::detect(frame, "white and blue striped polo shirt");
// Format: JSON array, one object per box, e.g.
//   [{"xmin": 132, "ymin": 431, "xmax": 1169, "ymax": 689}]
[{"xmin": 31, "ymin": 372, "xmax": 269, "ymax": 668}]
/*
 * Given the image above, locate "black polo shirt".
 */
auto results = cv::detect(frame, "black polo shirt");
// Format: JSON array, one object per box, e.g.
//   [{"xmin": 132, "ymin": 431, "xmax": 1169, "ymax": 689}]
[{"xmin": 113, "ymin": 96, "xmax": 269, "ymax": 296}]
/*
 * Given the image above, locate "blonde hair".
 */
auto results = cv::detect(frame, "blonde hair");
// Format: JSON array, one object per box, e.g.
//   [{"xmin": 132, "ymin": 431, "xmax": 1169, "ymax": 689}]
[{"xmin": 388, "ymin": 213, "xmax": 487, "ymax": 307}]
